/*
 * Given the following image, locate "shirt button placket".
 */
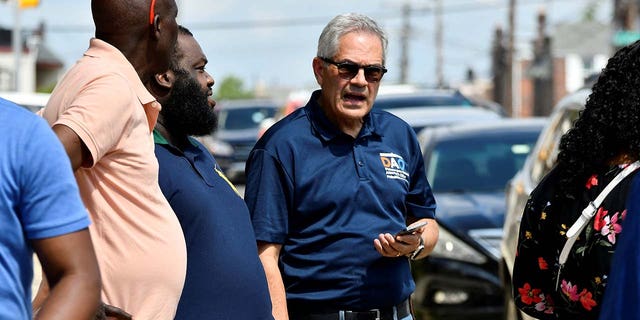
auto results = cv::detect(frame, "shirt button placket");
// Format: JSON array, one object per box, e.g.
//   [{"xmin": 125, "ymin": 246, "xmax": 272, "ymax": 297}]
[{"xmin": 354, "ymin": 141, "xmax": 368, "ymax": 180}]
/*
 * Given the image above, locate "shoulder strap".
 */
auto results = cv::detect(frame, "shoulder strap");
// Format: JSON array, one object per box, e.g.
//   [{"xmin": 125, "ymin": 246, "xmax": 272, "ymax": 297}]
[{"xmin": 559, "ymin": 161, "xmax": 640, "ymax": 265}]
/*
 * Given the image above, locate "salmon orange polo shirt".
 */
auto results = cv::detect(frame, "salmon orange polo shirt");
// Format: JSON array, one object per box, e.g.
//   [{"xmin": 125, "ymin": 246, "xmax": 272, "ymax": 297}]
[{"xmin": 42, "ymin": 38, "xmax": 186, "ymax": 320}]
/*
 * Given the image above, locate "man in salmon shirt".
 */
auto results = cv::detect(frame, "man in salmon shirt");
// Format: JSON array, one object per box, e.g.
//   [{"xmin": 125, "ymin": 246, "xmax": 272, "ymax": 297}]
[{"xmin": 36, "ymin": 0, "xmax": 186, "ymax": 319}]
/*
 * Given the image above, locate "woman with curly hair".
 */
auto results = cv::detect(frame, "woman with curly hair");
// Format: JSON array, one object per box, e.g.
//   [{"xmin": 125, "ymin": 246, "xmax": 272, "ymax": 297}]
[{"xmin": 512, "ymin": 40, "xmax": 640, "ymax": 320}]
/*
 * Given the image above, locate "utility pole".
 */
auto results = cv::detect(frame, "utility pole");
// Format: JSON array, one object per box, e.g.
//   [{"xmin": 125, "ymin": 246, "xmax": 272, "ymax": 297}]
[
  {"xmin": 532, "ymin": 10, "xmax": 553, "ymax": 117},
  {"xmin": 492, "ymin": 26, "xmax": 506, "ymax": 108},
  {"xmin": 505, "ymin": 0, "xmax": 516, "ymax": 116},
  {"xmin": 12, "ymin": 0, "xmax": 21, "ymax": 91},
  {"xmin": 435, "ymin": 0, "xmax": 444, "ymax": 88},
  {"xmin": 399, "ymin": 2, "xmax": 411, "ymax": 84}
]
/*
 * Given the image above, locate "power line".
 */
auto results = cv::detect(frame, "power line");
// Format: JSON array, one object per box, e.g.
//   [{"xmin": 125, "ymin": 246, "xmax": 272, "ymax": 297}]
[{"xmin": 44, "ymin": 0, "xmax": 598, "ymax": 33}]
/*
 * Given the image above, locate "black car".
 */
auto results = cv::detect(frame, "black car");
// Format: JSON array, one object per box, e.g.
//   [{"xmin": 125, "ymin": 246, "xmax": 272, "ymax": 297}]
[
  {"xmin": 199, "ymin": 99, "xmax": 280, "ymax": 183},
  {"xmin": 412, "ymin": 118, "xmax": 545, "ymax": 320}
]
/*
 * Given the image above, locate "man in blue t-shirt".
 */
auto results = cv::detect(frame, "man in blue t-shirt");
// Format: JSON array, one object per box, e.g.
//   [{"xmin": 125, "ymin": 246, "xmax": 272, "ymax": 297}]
[
  {"xmin": 244, "ymin": 13, "xmax": 439, "ymax": 320},
  {"xmin": 151, "ymin": 26, "xmax": 273, "ymax": 320},
  {"xmin": 0, "ymin": 97, "xmax": 101, "ymax": 319}
]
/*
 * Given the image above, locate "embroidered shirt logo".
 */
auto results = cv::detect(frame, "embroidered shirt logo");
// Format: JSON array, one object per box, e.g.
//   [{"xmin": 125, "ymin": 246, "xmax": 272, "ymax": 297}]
[{"xmin": 380, "ymin": 152, "xmax": 409, "ymax": 184}]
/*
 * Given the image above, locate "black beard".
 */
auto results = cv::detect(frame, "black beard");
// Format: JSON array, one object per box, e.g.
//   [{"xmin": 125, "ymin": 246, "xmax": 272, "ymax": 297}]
[{"xmin": 161, "ymin": 71, "xmax": 218, "ymax": 137}]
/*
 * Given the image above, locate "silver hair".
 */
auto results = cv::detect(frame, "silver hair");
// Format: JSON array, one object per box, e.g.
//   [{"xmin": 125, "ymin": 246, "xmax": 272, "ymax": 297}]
[{"xmin": 317, "ymin": 13, "xmax": 388, "ymax": 64}]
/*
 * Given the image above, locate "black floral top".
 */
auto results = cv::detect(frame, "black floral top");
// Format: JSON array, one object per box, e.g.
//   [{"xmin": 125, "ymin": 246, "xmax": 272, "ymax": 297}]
[{"xmin": 512, "ymin": 164, "xmax": 639, "ymax": 319}]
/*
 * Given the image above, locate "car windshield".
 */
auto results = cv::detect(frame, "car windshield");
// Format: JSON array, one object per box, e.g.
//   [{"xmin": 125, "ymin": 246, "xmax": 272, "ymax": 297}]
[
  {"xmin": 427, "ymin": 133, "xmax": 538, "ymax": 193},
  {"xmin": 374, "ymin": 94, "xmax": 473, "ymax": 110},
  {"xmin": 218, "ymin": 106, "xmax": 277, "ymax": 130}
]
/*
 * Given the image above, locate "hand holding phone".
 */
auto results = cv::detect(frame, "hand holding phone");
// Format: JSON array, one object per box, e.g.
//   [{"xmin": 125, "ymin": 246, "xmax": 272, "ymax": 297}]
[{"xmin": 396, "ymin": 221, "xmax": 428, "ymax": 236}]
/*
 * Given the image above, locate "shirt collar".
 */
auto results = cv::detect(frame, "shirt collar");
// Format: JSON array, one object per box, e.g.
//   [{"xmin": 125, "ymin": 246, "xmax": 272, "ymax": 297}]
[
  {"xmin": 85, "ymin": 38, "xmax": 157, "ymax": 106},
  {"xmin": 153, "ymin": 129, "xmax": 200, "ymax": 148},
  {"xmin": 305, "ymin": 90, "xmax": 382, "ymax": 142},
  {"xmin": 86, "ymin": 38, "xmax": 161, "ymax": 132},
  {"xmin": 153, "ymin": 129, "xmax": 169, "ymax": 145}
]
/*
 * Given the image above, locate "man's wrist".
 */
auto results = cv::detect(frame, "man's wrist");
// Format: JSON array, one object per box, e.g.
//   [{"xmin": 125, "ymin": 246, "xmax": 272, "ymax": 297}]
[{"xmin": 409, "ymin": 236, "xmax": 425, "ymax": 260}]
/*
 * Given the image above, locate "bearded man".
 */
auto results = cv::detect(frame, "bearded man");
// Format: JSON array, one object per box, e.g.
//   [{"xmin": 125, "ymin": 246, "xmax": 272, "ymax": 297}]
[{"xmin": 152, "ymin": 25, "xmax": 274, "ymax": 320}]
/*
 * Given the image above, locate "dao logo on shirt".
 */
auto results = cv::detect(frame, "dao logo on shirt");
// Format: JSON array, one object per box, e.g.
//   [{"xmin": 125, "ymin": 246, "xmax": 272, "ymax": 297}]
[{"xmin": 379, "ymin": 152, "xmax": 409, "ymax": 184}]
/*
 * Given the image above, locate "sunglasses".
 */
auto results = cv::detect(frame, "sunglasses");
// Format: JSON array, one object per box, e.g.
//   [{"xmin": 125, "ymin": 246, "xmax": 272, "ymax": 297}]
[
  {"xmin": 320, "ymin": 57, "xmax": 387, "ymax": 82},
  {"xmin": 149, "ymin": 0, "xmax": 157, "ymax": 25}
]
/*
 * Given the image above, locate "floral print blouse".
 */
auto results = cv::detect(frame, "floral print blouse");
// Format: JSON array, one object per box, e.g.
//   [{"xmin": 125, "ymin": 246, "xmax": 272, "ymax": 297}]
[{"xmin": 512, "ymin": 164, "xmax": 639, "ymax": 319}]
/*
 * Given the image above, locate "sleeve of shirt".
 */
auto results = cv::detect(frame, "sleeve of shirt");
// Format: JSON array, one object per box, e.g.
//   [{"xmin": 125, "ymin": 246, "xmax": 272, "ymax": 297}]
[
  {"xmin": 244, "ymin": 148, "xmax": 292, "ymax": 244},
  {"xmin": 19, "ymin": 116, "xmax": 91, "ymax": 240},
  {"xmin": 54, "ymin": 73, "xmax": 134, "ymax": 166},
  {"xmin": 406, "ymin": 134, "xmax": 436, "ymax": 219}
]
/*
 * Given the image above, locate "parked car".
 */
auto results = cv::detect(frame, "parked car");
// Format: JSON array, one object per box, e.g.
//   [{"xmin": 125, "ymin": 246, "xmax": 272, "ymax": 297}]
[
  {"xmin": 199, "ymin": 99, "xmax": 280, "ymax": 183},
  {"xmin": 373, "ymin": 90, "xmax": 504, "ymax": 132},
  {"xmin": 412, "ymin": 118, "xmax": 546, "ymax": 320},
  {"xmin": 373, "ymin": 89, "xmax": 474, "ymax": 110},
  {"xmin": 499, "ymin": 88, "xmax": 590, "ymax": 320},
  {"xmin": 0, "ymin": 91, "xmax": 50, "ymax": 112}
]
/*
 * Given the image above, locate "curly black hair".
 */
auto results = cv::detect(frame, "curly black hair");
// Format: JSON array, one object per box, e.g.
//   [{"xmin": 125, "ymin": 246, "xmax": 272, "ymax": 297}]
[{"xmin": 556, "ymin": 40, "xmax": 640, "ymax": 198}]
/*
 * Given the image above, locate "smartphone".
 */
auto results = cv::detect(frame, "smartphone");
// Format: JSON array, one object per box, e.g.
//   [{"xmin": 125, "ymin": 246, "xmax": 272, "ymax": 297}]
[{"xmin": 396, "ymin": 221, "xmax": 428, "ymax": 236}]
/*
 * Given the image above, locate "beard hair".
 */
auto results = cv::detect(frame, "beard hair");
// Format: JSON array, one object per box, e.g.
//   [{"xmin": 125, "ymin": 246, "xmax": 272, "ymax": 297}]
[{"xmin": 161, "ymin": 70, "xmax": 218, "ymax": 137}]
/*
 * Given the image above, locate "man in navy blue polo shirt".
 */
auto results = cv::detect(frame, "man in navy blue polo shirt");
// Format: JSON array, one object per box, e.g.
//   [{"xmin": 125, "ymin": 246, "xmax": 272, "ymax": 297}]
[
  {"xmin": 244, "ymin": 13, "xmax": 439, "ymax": 320},
  {"xmin": 151, "ymin": 26, "xmax": 273, "ymax": 320}
]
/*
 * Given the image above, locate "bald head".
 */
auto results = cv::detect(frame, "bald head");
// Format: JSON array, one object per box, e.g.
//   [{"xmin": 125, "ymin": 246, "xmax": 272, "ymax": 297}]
[
  {"xmin": 91, "ymin": 0, "xmax": 179, "ymax": 89},
  {"xmin": 92, "ymin": 0, "xmax": 147, "ymax": 39}
]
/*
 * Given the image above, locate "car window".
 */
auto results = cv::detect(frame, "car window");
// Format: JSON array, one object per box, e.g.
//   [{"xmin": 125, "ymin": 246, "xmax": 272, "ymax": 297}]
[
  {"xmin": 529, "ymin": 105, "xmax": 581, "ymax": 184},
  {"xmin": 427, "ymin": 133, "xmax": 538, "ymax": 193},
  {"xmin": 218, "ymin": 107, "xmax": 277, "ymax": 131}
]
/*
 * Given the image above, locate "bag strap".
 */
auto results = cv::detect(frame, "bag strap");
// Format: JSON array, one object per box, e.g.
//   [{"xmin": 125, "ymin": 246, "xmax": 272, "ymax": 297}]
[
  {"xmin": 559, "ymin": 161, "xmax": 640, "ymax": 266},
  {"xmin": 555, "ymin": 161, "xmax": 640, "ymax": 290}
]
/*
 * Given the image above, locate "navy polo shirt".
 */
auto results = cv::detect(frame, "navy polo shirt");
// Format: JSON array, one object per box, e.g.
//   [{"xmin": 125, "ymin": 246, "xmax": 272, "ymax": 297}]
[
  {"xmin": 245, "ymin": 90, "xmax": 436, "ymax": 310},
  {"xmin": 154, "ymin": 131, "xmax": 273, "ymax": 320}
]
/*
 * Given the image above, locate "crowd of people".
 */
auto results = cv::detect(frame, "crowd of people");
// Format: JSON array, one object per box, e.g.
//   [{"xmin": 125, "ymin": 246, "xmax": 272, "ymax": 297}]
[
  {"xmin": 3, "ymin": 0, "xmax": 640, "ymax": 319},
  {"xmin": 1, "ymin": 1, "xmax": 436, "ymax": 319}
]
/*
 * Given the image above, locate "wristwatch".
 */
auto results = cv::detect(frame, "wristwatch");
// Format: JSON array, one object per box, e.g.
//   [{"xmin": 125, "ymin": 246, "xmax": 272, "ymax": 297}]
[{"xmin": 409, "ymin": 236, "xmax": 425, "ymax": 260}]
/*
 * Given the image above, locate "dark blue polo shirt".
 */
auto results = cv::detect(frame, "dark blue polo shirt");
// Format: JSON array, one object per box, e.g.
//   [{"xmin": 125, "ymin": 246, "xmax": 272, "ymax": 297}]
[
  {"xmin": 245, "ymin": 90, "xmax": 436, "ymax": 310},
  {"xmin": 154, "ymin": 131, "xmax": 273, "ymax": 320}
]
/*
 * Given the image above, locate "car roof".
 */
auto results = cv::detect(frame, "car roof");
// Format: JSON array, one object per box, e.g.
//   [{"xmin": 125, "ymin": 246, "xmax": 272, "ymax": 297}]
[
  {"xmin": 376, "ymin": 88, "xmax": 466, "ymax": 99},
  {"xmin": 388, "ymin": 106, "xmax": 502, "ymax": 130},
  {"xmin": 215, "ymin": 99, "xmax": 281, "ymax": 110},
  {"xmin": 373, "ymin": 89, "xmax": 473, "ymax": 109},
  {"xmin": 417, "ymin": 117, "xmax": 547, "ymax": 147}
]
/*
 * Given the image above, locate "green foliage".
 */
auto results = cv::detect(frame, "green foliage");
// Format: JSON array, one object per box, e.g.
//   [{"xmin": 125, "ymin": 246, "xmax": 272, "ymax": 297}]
[
  {"xmin": 37, "ymin": 83, "xmax": 56, "ymax": 94},
  {"xmin": 215, "ymin": 75, "xmax": 254, "ymax": 100},
  {"xmin": 582, "ymin": 0, "xmax": 601, "ymax": 22}
]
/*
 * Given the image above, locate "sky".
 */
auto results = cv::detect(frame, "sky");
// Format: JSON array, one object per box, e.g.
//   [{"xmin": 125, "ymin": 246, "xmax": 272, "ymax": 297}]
[{"xmin": 0, "ymin": 0, "xmax": 612, "ymax": 94}]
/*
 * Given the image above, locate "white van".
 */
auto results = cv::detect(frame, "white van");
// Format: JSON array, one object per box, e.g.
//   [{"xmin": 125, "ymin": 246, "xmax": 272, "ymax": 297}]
[{"xmin": 0, "ymin": 91, "xmax": 50, "ymax": 112}]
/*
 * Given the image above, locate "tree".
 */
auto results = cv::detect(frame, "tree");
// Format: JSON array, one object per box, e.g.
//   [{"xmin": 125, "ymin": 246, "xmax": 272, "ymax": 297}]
[
  {"xmin": 215, "ymin": 76, "xmax": 254, "ymax": 100},
  {"xmin": 582, "ymin": 0, "xmax": 600, "ymax": 21}
]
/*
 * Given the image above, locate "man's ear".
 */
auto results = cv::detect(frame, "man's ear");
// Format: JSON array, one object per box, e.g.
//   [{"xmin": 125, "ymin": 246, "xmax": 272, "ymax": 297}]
[
  {"xmin": 151, "ymin": 15, "xmax": 161, "ymax": 40},
  {"xmin": 312, "ymin": 57, "xmax": 324, "ymax": 86},
  {"xmin": 155, "ymin": 71, "xmax": 175, "ymax": 90}
]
